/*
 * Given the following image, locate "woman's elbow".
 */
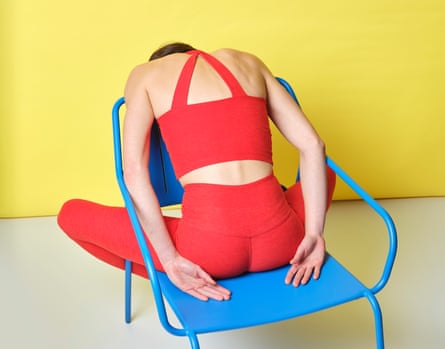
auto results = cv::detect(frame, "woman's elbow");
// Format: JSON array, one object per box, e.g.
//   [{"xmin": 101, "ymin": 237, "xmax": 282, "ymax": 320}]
[
  {"xmin": 123, "ymin": 163, "xmax": 145, "ymax": 189},
  {"xmin": 303, "ymin": 135, "xmax": 325, "ymax": 155}
]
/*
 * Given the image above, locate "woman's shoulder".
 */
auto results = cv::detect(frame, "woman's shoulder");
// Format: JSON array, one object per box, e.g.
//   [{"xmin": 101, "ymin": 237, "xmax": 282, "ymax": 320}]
[
  {"xmin": 212, "ymin": 48, "xmax": 268, "ymax": 76},
  {"xmin": 128, "ymin": 54, "xmax": 187, "ymax": 86},
  {"xmin": 212, "ymin": 48, "xmax": 262, "ymax": 63}
]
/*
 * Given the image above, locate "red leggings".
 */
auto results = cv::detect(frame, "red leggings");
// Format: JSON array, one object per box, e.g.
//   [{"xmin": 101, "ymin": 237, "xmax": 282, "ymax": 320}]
[{"xmin": 58, "ymin": 169, "xmax": 336, "ymax": 279}]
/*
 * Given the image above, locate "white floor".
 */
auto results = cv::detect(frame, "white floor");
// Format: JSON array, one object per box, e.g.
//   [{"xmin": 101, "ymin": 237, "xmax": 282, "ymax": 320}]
[{"xmin": 1, "ymin": 197, "xmax": 444, "ymax": 349}]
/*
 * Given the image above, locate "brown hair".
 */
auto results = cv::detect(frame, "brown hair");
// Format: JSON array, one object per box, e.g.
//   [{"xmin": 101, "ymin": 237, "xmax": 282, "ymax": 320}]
[{"xmin": 149, "ymin": 42, "xmax": 196, "ymax": 61}]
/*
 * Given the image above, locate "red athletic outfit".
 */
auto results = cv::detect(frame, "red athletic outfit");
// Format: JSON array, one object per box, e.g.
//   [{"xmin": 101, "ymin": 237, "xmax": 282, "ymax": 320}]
[
  {"xmin": 158, "ymin": 50, "xmax": 272, "ymax": 178},
  {"xmin": 58, "ymin": 50, "xmax": 336, "ymax": 279}
]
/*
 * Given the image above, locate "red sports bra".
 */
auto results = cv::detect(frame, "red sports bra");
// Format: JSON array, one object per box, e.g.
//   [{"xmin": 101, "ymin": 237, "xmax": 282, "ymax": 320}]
[{"xmin": 157, "ymin": 50, "xmax": 273, "ymax": 178}]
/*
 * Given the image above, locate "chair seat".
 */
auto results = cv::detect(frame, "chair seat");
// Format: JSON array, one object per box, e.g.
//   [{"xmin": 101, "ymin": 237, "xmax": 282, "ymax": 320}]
[{"xmin": 157, "ymin": 253, "xmax": 368, "ymax": 334}]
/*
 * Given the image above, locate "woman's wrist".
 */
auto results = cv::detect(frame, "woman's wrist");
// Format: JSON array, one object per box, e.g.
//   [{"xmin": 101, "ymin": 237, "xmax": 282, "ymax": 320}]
[
  {"xmin": 159, "ymin": 248, "xmax": 179, "ymax": 268},
  {"xmin": 304, "ymin": 230, "xmax": 324, "ymax": 238}
]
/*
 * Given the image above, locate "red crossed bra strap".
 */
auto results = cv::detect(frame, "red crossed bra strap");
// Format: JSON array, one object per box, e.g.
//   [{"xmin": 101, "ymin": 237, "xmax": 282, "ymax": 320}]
[{"xmin": 171, "ymin": 50, "xmax": 247, "ymax": 108}]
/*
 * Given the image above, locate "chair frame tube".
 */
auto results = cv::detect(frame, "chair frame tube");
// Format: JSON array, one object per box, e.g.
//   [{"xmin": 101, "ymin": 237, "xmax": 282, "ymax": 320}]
[{"xmin": 112, "ymin": 97, "xmax": 188, "ymax": 337}]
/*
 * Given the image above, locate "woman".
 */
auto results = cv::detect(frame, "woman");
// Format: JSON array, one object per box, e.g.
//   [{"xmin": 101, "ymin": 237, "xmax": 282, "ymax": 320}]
[{"xmin": 58, "ymin": 43, "xmax": 336, "ymax": 302}]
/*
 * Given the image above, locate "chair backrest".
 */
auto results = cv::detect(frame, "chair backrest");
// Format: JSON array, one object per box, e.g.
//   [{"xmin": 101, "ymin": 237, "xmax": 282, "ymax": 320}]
[{"xmin": 148, "ymin": 121, "xmax": 184, "ymax": 206}]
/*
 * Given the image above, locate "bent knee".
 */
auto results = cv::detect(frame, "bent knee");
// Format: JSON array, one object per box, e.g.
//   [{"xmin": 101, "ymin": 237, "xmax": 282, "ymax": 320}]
[
  {"xmin": 57, "ymin": 199, "xmax": 89, "ymax": 239},
  {"xmin": 58, "ymin": 199, "xmax": 130, "ymax": 240}
]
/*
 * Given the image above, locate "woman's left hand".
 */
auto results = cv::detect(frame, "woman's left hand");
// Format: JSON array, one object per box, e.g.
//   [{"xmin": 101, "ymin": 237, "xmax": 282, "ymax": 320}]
[{"xmin": 285, "ymin": 234, "xmax": 326, "ymax": 287}]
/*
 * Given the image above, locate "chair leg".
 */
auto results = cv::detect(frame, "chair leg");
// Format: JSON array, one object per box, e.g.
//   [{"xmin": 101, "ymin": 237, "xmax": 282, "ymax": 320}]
[
  {"xmin": 187, "ymin": 332, "xmax": 200, "ymax": 349},
  {"xmin": 125, "ymin": 259, "xmax": 132, "ymax": 324},
  {"xmin": 365, "ymin": 292, "xmax": 385, "ymax": 349}
]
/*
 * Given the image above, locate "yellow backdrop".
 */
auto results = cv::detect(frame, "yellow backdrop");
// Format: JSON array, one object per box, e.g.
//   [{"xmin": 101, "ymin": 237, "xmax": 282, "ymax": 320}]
[{"xmin": 1, "ymin": 0, "xmax": 444, "ymax": 217}]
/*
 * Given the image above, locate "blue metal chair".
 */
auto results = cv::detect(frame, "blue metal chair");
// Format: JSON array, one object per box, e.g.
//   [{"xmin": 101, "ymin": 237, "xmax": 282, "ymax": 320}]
[{"xmin": 111, "ymin": 78, "xmax": 397, "ymax": 349}]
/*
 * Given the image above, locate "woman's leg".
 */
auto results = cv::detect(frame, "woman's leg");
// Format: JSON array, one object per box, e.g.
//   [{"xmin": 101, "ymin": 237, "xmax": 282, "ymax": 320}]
[{"xmin": 57, "ymin": 199, "xmax": 179, "ymax": 278}]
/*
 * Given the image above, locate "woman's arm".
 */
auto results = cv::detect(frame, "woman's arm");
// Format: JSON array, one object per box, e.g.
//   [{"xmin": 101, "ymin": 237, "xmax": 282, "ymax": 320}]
[
  {"xmin": 260, "ymin": 64, "xmax": 328, "ymax": 286},
  {"xmin": 123, "ymin": 65, "xmax": 230, "ymax": 301},
  {"xmin": 123, "ymin": 65, "xmax": 177, "ymax": 268}
]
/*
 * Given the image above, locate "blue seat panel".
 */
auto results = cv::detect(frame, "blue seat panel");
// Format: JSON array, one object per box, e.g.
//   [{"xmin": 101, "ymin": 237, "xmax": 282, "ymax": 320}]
[{"xmin": 158, "ymin": 254, "xmax": 367, "ymax": 334}]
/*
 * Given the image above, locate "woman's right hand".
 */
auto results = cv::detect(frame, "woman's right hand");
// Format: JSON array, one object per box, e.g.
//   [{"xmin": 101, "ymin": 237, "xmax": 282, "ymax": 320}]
[{"xmin": 163, "ymin": 254, "xmax": 231, "ymax": 301}]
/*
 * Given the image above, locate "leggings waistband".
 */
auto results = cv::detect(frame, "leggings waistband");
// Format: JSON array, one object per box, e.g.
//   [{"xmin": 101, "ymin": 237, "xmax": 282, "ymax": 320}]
[
  {"xmin": 182, "ymin": 173, "xmax": 280, "ymax": 207},
  {"xmin": 180, "ymin": 173, "xmax": 293, "ymax": 235}
]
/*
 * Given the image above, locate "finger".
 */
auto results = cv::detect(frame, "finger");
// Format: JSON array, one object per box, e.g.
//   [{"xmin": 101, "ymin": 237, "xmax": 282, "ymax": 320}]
[
  {"xmin": 300, "ymin": 266, "xmax": 313, "ymax": 285},
  {"xmin": 213, "ymin": 284, "xmax": 232, "ymax": 298},
  {"xmin": 290, "ymin": 248, "xmax": 305, "ymax": 265},
  {"xmin": 285, "ymin": 264, "xmax": 297, "ymax": 284},
  {"xmin": 202, "ymin": 282, "xmax": 231, "ymax": 298},
  {"xmin": 190, "ymin": 284, "xmax": 229, "ymax": 301},
  {"xmin": 312, "ymin": 264, "xmax": 321, "ymax": 280},
  {"xmin": 196, "ymin": 270, "xmax": 231, "ymax": 299},
  {"xmin": 285, "ymin": 264, "xmax": 303, "ymax": 285},
  {"xmin": 199, "ymin": 285, "xmax": 231, "ymax": 301},
  {"xmin": 292, "ymin": 267, "xmax": 306, "ymax": 287},
  {"xmin": 285, "ymin": 266, "xmax": 294, "ymax": 284},
  {"xmin": 291, "ymin": 241, "xmax": 311, "ymax": 265},
  {"xmin": 187, "ymin": 288, "xmax": 209, "ymax": 302}
]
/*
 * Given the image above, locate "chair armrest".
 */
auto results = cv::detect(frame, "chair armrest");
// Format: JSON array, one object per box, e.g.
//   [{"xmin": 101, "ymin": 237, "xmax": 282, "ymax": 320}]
[
  {"xmin": 112, "ymin": 97, "xmax": 186, "ymax": 336},
  {"xmin": 326, "ymin": 156, "xmax": 398, "ymax": 294},
  {"xmin": 275, "ymin": 77, "xmax": 397, "ymax": 294}
]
